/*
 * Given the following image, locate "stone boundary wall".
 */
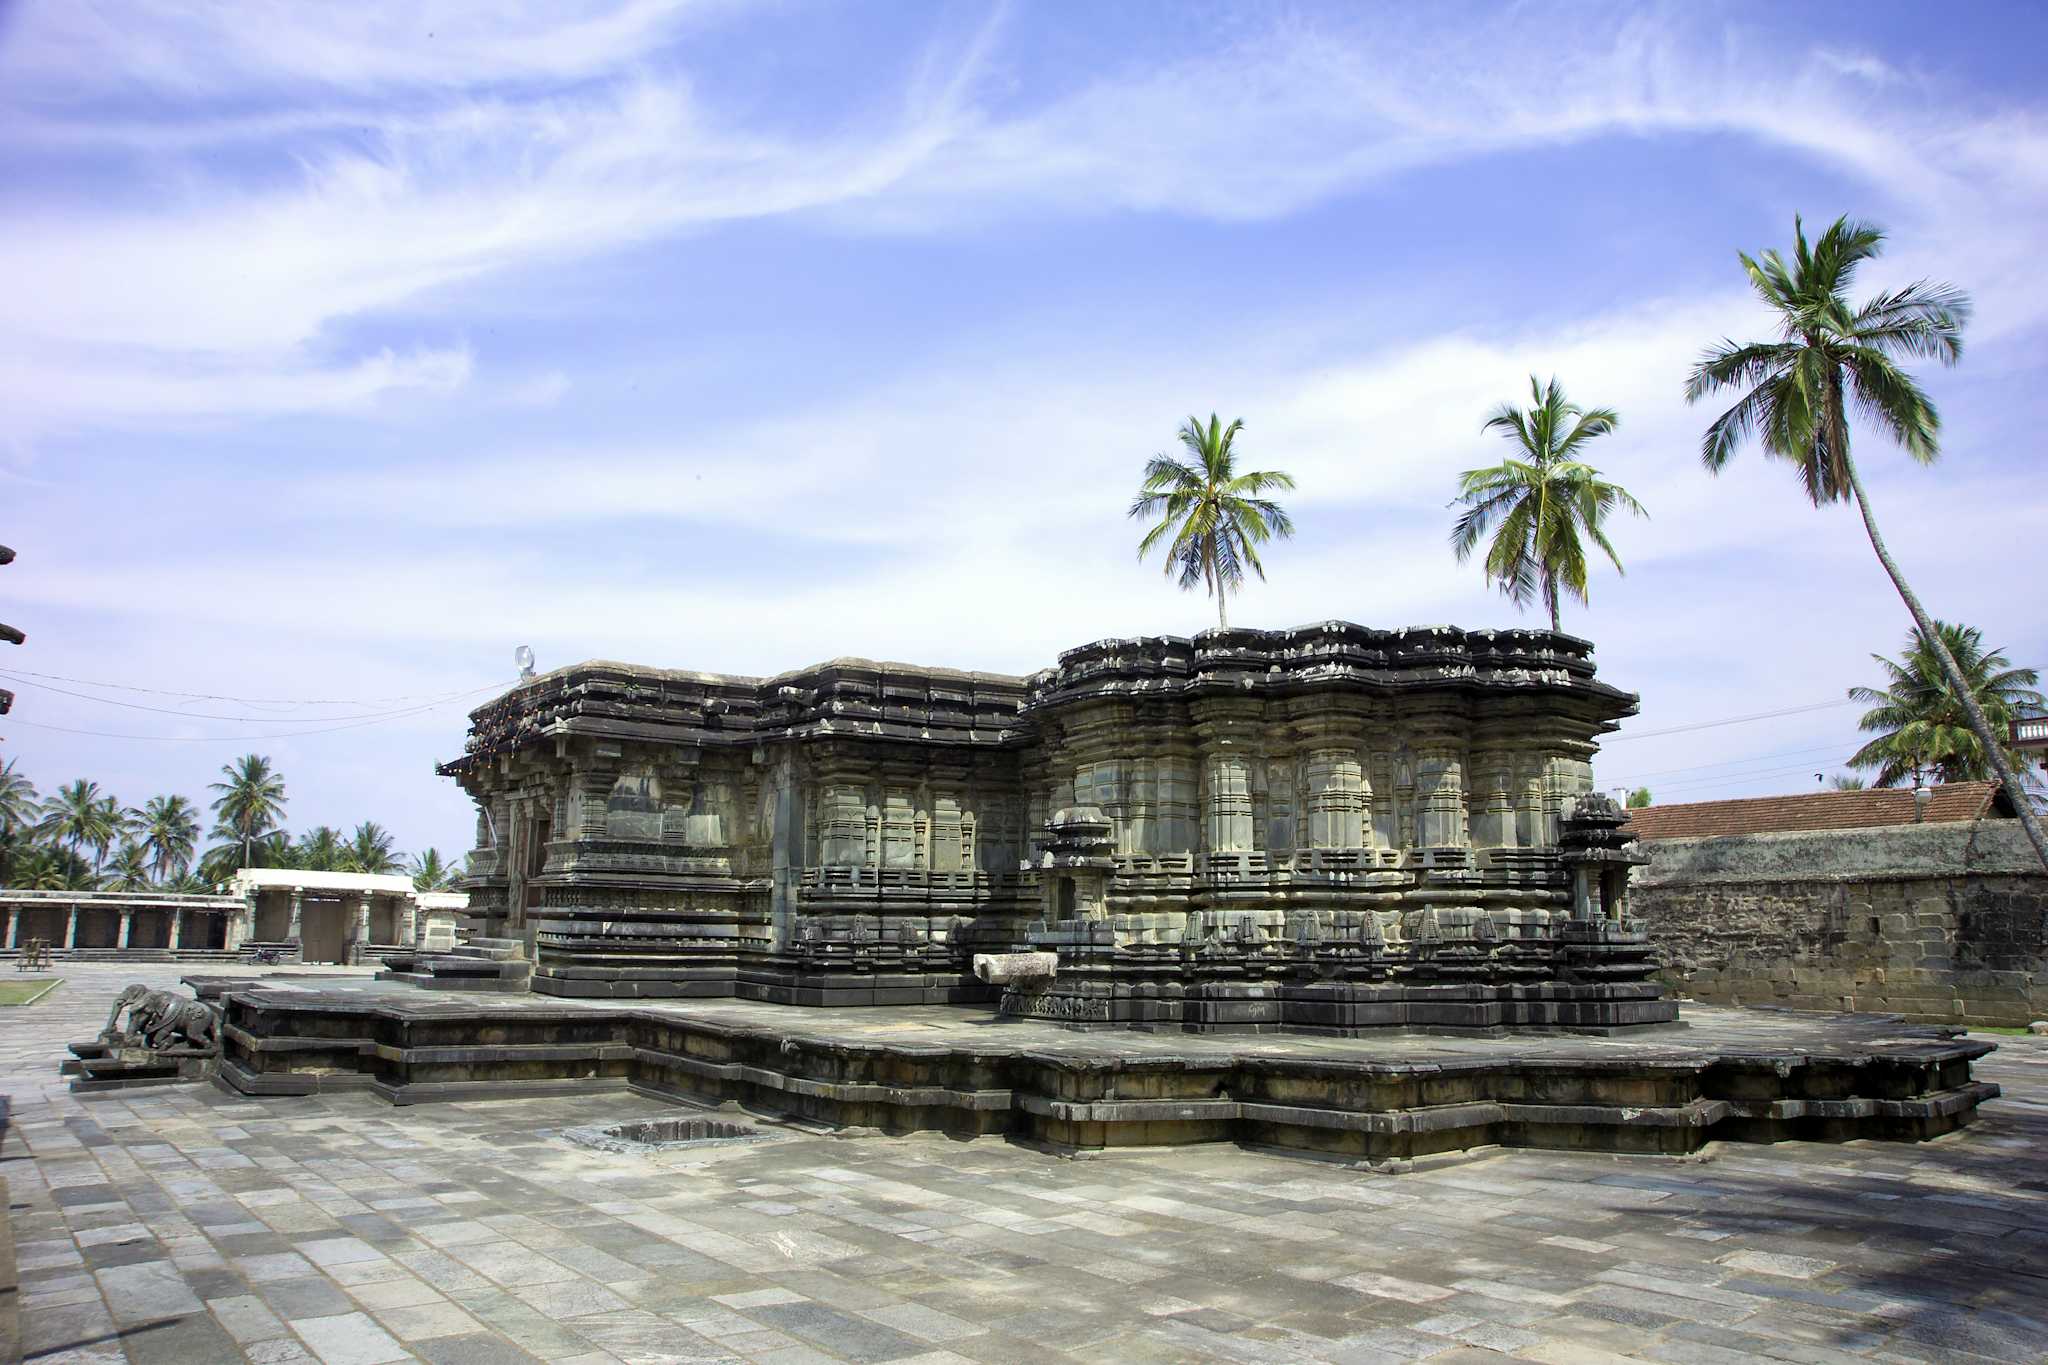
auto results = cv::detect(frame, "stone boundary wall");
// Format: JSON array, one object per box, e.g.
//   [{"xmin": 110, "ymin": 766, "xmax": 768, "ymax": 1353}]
[{"xmin": 1633, "ymin": 821, "xmax": 2047, "ymax": 1025}]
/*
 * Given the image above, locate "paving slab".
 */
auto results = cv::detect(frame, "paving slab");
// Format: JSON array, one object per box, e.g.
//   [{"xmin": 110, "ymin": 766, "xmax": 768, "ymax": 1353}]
[{"xmin": 3, "ymin": 963, "xmax": 2046, "ymax": 1363}]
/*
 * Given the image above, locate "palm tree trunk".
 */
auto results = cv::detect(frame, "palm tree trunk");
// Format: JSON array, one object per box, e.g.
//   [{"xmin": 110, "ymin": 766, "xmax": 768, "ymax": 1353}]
[
  {"xmin": 1842, "ymin": 451, "xmax": 2048, "ymax": 871},
  {"xmin": 1547, "ymin": 576, "xmax": 1560, "ymax": 632},
  {"xmin": 1208, "ymin": 540, "xmax": 1228, "ymax": 629}
]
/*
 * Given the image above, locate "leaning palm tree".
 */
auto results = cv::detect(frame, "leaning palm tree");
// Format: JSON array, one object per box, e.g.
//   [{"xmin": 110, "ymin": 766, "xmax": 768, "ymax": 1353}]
[
  {"xmin": 134, "ymin": 793, "xmax": 201, "ymax": 883},
  {"xmin": 0, "ymin": 757, "xmax": 37, "ymax": 833},
  {"xmin": 1847, "ymin": 621, "xmax": 2044, "ymax": 789},
  {"xmin": 1685, "ymin": 214, "xmax": 2048, "ymax": 869},
  {"xmin": 1450, "ymin": 376, "xmax": 1646, "ymax": 632},
  {"xmin": 39, "ymin": 779, "xmax": 120, "ymax": 873},
  {"xmin": 209, "ymin": 754, "xmax": 287, "ymax": 870},
  {"xmin": 1130, "ymin": 414, "xmax": 1296, "ymax": 629},
  {"xmin": 342, "ymin": 821, "xmax": 402, "ymax": 875}
]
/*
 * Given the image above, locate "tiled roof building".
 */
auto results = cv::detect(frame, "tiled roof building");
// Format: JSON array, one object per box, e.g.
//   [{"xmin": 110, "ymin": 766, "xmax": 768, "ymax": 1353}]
[{"xmin": 1624, "ymin": 781, "xmax": 2017, "ymax": 841}]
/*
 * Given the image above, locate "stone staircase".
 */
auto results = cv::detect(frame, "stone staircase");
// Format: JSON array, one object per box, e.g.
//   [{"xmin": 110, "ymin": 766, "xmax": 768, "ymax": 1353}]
[{"xmin": 376, "ymin": 937, "xmax": 533, "ymax": 993}]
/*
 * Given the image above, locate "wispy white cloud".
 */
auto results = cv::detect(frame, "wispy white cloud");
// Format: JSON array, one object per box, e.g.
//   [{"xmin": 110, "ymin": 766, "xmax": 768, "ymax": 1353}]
[
  {"xmin": 0, "ymin": 0, "xmax": 700, "ymax": 100},
  {"xmin": 5, "ymin": 5, "xmax": 2046, "ymax": 445}
]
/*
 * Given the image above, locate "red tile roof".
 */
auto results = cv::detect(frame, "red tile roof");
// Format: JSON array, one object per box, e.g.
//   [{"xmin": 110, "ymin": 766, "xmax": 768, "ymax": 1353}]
[{"xmin": 1623, "ymin": 781, "xmax": 2012, "ymax": 841}]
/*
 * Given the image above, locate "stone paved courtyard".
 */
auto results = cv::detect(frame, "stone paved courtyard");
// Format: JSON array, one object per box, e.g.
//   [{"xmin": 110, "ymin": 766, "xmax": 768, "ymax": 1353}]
[{"xmin": 4, "ymin": 966, "xmax": 2046, "ymax": 1364}]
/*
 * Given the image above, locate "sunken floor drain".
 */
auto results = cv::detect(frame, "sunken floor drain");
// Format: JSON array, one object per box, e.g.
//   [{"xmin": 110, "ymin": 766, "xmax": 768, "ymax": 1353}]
[{"xmin": 562, "ymin": 1116, "xmax": 773, "ymax": 1154}]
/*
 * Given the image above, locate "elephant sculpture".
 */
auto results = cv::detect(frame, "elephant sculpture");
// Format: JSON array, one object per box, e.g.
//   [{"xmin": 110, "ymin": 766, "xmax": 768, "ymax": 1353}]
[{"xmin": 102, "ymin": 984, "xmax": 221, "ymax": 1055}]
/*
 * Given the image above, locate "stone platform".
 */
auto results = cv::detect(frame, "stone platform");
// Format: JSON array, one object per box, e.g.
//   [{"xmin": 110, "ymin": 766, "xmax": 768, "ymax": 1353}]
[{"xmin": 203, "ymin": 976, "xmax": 1999, "ymax": 1168}]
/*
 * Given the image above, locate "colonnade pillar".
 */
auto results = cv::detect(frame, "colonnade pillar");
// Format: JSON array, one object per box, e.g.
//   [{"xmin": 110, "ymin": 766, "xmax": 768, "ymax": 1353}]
[
  {"xmin": 64, "ymin": 907, "xmax": 78, "ymax": 948},
  {"xmin": 169, "ymin": 911, "xmax": 184, "ymax": 950},
  {"xmin": 287, "ymin": 890, "xmax": 304, "ymax": 943},
  {"xmin": 352, "ymin": 895, "xmax": 371, "ymax": 964},
  {"xmin": 118, "ymin": 909, "xmax": 134, "ymax": 949},
  {"xmin": 4, "ymin": 907, "xmax": 16, "ymax": 950}
]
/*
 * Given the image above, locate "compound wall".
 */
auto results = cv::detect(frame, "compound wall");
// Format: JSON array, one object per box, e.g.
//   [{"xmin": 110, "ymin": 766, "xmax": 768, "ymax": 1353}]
[{"xmin": 1633, "ymin": 820, "xmax": 2047, "ymax": 1026}]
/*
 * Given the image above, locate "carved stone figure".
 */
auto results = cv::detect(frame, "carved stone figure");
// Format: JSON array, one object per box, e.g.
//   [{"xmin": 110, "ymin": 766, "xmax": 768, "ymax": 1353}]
[{"xmin": 101, "ymin": 984, "xmax": 221, "ymax": 1054}]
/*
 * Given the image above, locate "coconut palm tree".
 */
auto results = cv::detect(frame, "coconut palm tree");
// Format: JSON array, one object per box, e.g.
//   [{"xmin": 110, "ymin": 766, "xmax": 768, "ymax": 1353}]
[
  {"xmin": 291, "ymin": 825, "xmax": 347, "ymax": 871},
  {"xmin": 16, "ymin": 845, "xmax": 92, "ymax": 890},
  {"xmin": 40, "ymin": 779, "xmax": 121, "ymax": 874},
  {"xmin": 0, "ymin": 757, "xmax": 37, "ymax": 833},
  {"xmin": 0, "ymin": 821, "xmax": 33, "ymax": 885},
  {"xmin": 1685, "ymin": 213, "xmax": 2048, "ymax": 869},
  {"xmin": 1847, "ymin": 621, "xmax": 2044, "ymax": 789},
  {"xmin": 103, "ymin": 841, "xmax": 153, "ymax": 892},
  {"xmin": 1450, "ymin": 376, "xmax": 1646, "ymax": 632},
  {"xmin": 1130, "ymin": 414, "xmax": 1296, "ymax": 630},
  {"xmin": 208, "ymin": 754, "xmax": 287, "ymax": 870},
  {"xmin": 409, "ymin": 847, "xmax": 457, "ymax": 890},
  {"xmin": 133, "ymin": 794, "xmax": 201, "ymax": 883},
  {"xmin": 342, "ymin": 821, "xmax": 402, "ymax": 875}
]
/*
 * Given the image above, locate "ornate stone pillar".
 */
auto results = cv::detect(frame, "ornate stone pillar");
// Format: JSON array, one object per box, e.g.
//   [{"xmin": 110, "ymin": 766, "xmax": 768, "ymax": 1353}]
[
  {"xmin": 287, "ymin": 890, "xmax": 304, "ymax": 943},
  {"xmin": 169, "ymin": 910, "xmax": 184, "ymax": 950},
  {"xmin": 1205, "ymin": 755, "xmax": 1254, "ymax": 853},
  {"xmin": 4, "ymin": 907, "xmax": 16, "ymax": 949},
  {"xmin": 119, "ymin": 909, "xmax": 134, "ymax": 949},
  {"xmin": 64, "ymin": 906, "xmax": 78, "ymax": 949},
  {"xmin": 399, "ymin": 894, "xmax": 417, "ymax": 948},
  {"xmin": 353, "ymin": 895, "xmax": 372, "ymax": 962},
  {"xmin": 226, "ymin": 907, "xmax": 249, "ymax": 952}
]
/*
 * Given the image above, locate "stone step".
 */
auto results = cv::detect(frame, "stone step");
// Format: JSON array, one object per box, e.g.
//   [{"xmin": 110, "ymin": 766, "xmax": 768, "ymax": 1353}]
[{"xmin": 451, "ymin": 941, "xmax": 524, "ymax": 962}]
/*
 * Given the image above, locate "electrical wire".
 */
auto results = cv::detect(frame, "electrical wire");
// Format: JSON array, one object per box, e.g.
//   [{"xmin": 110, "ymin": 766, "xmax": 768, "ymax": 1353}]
[
  {"xmin": 1605, "ymin": 741, "xmax": 1859, "ymax": 785},
  {"xmin": 0, "ymin": 672, "xmax": 501, "ymax": 723},
  {"xmin": 1604, "ymin": 698, "xmax": 1858, "ymax": 742},
  {"xmin": 0, "ymin": 680, "xmax": 513, "ymax": 742},
  {"xmin": 0, "ymin": 666, "xmax": 494, "ymax": 708},
  {"xmin": 1633, "ymin": 761, "xmax": 1874, "ymax": 799}
]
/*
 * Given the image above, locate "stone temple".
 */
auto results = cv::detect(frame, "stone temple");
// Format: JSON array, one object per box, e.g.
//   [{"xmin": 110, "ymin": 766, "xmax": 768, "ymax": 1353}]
[{"xmin": 437, "ymin": 621, "xmax": 1673, "ymax": 1032}]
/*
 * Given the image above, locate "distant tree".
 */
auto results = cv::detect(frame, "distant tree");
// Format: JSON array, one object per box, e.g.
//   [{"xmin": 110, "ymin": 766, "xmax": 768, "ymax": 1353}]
[
  {"xmin": 1130, "ymin": 414, "xmax": 1296, "ymax": 630},
  {"xmin": 197, "ymin": 831, "xmax": 287, "ymax": 886},
  {"xmin": 343, "ymin": 821, "xmax": 402, "ymax": 875},
  {"xmin": 1847, "ymin": 621, "xmax": 2044, "ymax": 789},
  {"xmin": 1685, "ymin": 213, "xmax": 2047, "ymax": 871},
  {"xmin": 40, "ymin": 779, "xmax": 121, "ymax": 875},
  {"xmin": 408, "ymin": 847, "xmax": 460, "ymax": 890},
  {"xmin": 1450, "ymin": 376, "xmax": 1645, "ymax": 631},
  {"xmin": 292, "ymin": 826, "xmax": 347, "ymax": 872},
  {"xmin": 103, "ymin": 841, "xmax": 153, "ymax": 892},
  {"xmin": 208, "ymin": 754, "xmax": 287, "ymax": 870},
  {"xmin": 134, "ymin": 793, "xmax": 201, "ymax": 883},
  {"xmin": 0, "ymin": 756, "xmax": 37, "ymax": 833},
  {"xmin": 16, "ymin": 844, "xmax": 92, "ymax": 891},
  {"xmin": 1625, "ymin": 787, "xmax": 1653, "ymax": 808},
  {"xmin": 1829, "ymin": 773, "xmax": 1867, "ymax": 790},
  {"xmin": 0, "ymin": 821, "xmax": 32, "ymax": 886}
]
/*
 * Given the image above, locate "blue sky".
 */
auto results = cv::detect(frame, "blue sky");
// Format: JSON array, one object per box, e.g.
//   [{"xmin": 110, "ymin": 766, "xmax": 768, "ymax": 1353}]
[{"xmin": 4, "ymin": 1, "xmax": 2045, "ymax": 865}]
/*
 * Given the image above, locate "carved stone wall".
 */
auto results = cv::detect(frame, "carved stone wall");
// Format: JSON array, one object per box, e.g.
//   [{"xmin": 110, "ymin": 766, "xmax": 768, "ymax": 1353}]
[{"xmin": 437, "ymin": 623, "xmax": 1642, "ymax": 1011}]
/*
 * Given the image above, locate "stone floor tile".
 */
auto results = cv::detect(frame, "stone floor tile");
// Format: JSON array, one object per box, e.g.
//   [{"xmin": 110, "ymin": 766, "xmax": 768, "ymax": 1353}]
[
  {"xmin": 859, "ymin": 1301, "xmax": 987, "ymax": 1341},
  {"xmin": 376, "ymin": 1300, "xmax": 486, "ymax": 1342},
  {"xmin": 210, "ymin": 1291, "xmax": 291, "ymax": 1343},
  {"xmin": 93, "ymin": 1257, "xmax": 204, "ymax": 1326},
  {"xmin": 292, "ymin": 1309, "xmax": 415, "ymax": 1365}
]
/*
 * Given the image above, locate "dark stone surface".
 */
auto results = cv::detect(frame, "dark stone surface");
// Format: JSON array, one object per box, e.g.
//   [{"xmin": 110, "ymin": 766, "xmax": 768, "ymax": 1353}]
[{"xmin": 212, "ymin": 980, "xmax": 1998, "ymax": 1164}]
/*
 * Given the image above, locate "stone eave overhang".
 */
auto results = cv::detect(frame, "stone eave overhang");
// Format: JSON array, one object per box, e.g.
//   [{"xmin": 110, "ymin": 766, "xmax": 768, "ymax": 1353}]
[
  {"xmin": 438, "ymin": 622, "xmax": 1638, "ymax": 775},
  {"xmin": 1022, "ymin": 622, "xmax": 1638, "ymax": 729}
]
